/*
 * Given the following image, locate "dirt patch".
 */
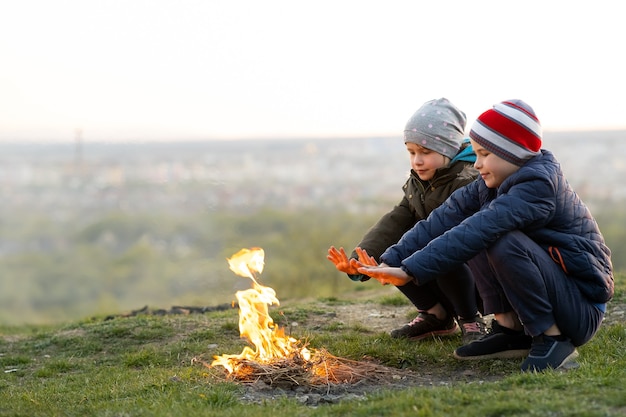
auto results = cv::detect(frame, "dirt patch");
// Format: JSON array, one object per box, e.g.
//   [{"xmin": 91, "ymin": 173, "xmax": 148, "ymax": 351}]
[
  {"xmin": 233, "ymin": 369, "xmax": 477, "ymax": 406},
  {"xmin": 319, "ymin": 297, "xmax": 626, "ymax": 330},
  {"xmin": 306, "ymin": 301, "xmax": 414, "ymax": 333}
]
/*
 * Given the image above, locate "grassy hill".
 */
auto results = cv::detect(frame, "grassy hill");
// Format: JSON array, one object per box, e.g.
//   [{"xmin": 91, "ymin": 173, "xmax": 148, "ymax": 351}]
[{"xmin": 1, "ymin": 274, "xmax": 624, "ymax": 416}]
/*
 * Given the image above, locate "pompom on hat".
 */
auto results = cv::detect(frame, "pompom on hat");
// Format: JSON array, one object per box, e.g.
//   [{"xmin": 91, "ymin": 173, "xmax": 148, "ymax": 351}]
[
  {"xmin": 403, "ymin": 98, "xmax": 466, "ymax": 159},
  {"xmin": 469, "ymin": 99, "xmax": 542, "ymax": 166}
]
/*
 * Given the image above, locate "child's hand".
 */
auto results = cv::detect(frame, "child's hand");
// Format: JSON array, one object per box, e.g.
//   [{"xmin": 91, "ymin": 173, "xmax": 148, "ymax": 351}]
[
  {"xmin": 327, "ymin": 246, "xmax": 359, "ymax": 274},
  {"xmin": 356, "ymin": 264, "xmax": 412, "ymax": 287},
  {"xmin": 348, "ymin": 247, "xmax": 378, "ymax": 271},
  {"xmin": 354, "ymin": 247, "xmax": 377, "ymax": 267}
]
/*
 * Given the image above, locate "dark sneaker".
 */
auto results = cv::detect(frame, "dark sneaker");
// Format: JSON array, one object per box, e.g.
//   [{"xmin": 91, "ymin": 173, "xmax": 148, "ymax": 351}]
[
  {"xmin": 453, "ymin": 320, "xmax": 532, "ymax": 360},
  {"xmin": 458, "ymin": 314, "xmax": 487, "ymax": 345},
  {"xmin": 390, "ymin": 312, "xmax": 458, "ymax": 341},
  {"xmin": 521, "ymin": 335, "xmax": 578, "ymax": 372}
]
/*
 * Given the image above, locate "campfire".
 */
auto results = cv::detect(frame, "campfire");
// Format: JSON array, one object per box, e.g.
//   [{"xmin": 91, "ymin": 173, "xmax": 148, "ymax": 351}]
[{"xmin": 207, "ymin": 248, "xmax": 398, "ymax": 387}]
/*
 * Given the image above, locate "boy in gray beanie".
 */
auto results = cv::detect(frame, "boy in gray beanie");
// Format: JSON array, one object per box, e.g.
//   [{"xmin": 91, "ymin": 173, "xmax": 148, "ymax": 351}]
[{"xmin": 328, "ymin": 98, "xmax": 486, "ymax": 344}]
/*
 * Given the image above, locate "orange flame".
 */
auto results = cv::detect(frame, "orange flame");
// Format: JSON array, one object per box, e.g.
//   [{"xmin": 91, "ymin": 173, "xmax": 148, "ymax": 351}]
[{"xmin": 211, "ymin": 248, "xmax": 310, "ymax": 374}]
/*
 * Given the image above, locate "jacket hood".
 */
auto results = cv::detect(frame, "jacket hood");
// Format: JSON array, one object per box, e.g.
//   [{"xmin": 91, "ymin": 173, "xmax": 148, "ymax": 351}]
[{"xmin": 451, "ymin": 139, "xmax": 476, "ymax": 164}]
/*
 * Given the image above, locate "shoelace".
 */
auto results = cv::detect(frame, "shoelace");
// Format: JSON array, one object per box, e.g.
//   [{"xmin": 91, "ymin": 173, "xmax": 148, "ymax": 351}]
[
  {"xmin": 462, "ymin": 321, "xmax": 483, "ymax": 333},
  {"xmin": 408, "ymin": 315, "xmax": 426, "ymax": 326}
]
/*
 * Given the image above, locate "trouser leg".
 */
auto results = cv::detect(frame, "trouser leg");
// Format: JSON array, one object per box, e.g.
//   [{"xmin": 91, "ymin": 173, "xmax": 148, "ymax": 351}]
[
  {"xmin": 397, "ymin": 280, "xmax": 448, "ymax": 312},
  {"xmin": 468, "ymin": 250, "xmax": 514, "ymax": 315},
  {"xmin": 436, "ymin": 264, "xmax": 479, "ymax": 318},
  {"xmin": 472, "ymin": 231, "xmax": 603, "ymax": 346},
  {"xmin": 397, "ymin": 265, "xmax": 478, "ymax": 319}
]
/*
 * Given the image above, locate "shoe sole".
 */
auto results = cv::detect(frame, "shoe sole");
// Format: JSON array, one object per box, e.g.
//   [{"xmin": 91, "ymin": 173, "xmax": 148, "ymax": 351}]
[
  {"xmin": 553, "ymin": 349, "xmax": 580, "ymax": 371},
  {"xmin": 559, "ymin": 349, "xmax": 580, "ymax": 368},
  {"xmin": 453, "ymin": 348, "xmax": 530, "ymax": 360},
  {"xmin": 408, "ymin": 324, "xmax": 459, "ymax": 341},
  {"xmin": 522, "ymin": 349, "xmax": 580, "ymax": 372}
]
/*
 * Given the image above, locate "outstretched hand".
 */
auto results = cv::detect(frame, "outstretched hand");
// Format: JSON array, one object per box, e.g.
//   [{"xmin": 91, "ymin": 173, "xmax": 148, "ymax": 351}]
[
  {"xmin": 327, "ymin": 246, "xmax": 359, "ymax": 274},
  {"xmin": 327, "ymin": 246, "xmax": 378, "ymax": 275},
  {"xmin": 355, "ymin": 264, "xmax": 413, "ymax": 287},
  {"xmin": 352, "ymin": 247, "xmax": 378, "ymax": 268}
]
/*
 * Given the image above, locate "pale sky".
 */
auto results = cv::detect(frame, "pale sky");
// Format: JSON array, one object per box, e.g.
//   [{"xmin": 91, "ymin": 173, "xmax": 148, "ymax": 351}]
[{"xmin": 1, "ymin": 0, "xmax": 625, "ymax": 142}]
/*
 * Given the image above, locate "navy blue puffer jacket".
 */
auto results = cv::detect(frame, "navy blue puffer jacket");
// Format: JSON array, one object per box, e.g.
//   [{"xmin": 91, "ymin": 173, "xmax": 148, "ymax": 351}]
[{"xmin": 380, "ymin": 150, "xmax": 614, "ymax": 304}]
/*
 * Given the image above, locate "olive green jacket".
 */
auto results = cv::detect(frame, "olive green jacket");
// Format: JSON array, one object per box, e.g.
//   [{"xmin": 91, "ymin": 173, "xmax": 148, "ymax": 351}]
[{"xmin": 349, "ymin": 159, "xmax": 478, "ymax": 281}]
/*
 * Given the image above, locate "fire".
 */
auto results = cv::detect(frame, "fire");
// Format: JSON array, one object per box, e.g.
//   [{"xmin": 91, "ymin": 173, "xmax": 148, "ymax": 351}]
[
  {"xmin": 211, "ymin": 248, "xmax": 310, "ymax": 375},
  {"xmin": 207, "ymin": 247, "xmax": 401, "ymax": 386}
]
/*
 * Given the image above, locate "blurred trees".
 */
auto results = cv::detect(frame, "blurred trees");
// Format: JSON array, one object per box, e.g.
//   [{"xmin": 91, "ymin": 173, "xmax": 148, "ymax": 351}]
[
  {"xmin": 0, "ymin": 208, "xmax": 381, "ymax": 324},
  {"xmin": 1, "ymin": 202, "xmax": 624, "ymax": 325}
]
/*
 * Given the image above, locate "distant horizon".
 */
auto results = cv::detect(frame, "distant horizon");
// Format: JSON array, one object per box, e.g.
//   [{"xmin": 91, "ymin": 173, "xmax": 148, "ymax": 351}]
[{"xmin": 1, "ymin": 127, "xmax": 625, "ymax": 145}]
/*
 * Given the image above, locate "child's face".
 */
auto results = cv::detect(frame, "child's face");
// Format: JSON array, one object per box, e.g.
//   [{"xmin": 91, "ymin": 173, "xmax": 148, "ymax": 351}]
[
  {"xmin": 405, "ymin": 142, "xmax": 449, "ymax": 181},
  {"xmin": 470, "ymin": 139, "xmax": 520, "ymax": 188}
]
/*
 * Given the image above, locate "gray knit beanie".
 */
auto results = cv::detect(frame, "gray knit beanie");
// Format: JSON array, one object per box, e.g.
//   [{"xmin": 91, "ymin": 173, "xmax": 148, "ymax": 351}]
[{"xmin": 403, "ymin": 98, "xmax": 467, "ymax": 159}]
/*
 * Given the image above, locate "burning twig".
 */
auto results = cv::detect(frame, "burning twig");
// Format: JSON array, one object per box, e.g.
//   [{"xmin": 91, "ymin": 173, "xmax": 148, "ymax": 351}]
[{"xmin": 201, "ymin": 348, "xmax": 409, "ymax": 388}]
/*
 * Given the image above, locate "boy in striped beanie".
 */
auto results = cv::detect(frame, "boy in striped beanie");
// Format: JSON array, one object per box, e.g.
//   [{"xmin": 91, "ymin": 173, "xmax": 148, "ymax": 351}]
[
  {"xmin": 354, "ymin": 99, "xmax": 613, "ymax": 372},
  {"xmin": 467, "ymin": 99, "xmax": 542, "ymax": 188},
  {"xmin": 469, "ymin": 99, "xmax": 541, "ymax": 167}
]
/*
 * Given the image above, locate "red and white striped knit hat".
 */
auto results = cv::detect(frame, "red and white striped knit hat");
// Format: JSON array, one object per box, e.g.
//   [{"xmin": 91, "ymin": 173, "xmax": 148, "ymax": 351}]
[{"xmin": 469, "ymin": 99, "xmax": 542, "ymax": 166}]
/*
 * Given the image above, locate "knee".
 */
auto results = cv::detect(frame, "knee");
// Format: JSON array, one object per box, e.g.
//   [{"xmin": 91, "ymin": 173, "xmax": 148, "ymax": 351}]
[{"xmin": 487, "ymin": 231, "xmax": 529, "ymax": 265}]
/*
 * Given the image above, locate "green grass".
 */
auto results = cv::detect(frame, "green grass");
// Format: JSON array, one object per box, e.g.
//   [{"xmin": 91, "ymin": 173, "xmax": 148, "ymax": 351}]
[{"xmin": 1, "ymin": 274, "xmax": 625, "ymax": 417}]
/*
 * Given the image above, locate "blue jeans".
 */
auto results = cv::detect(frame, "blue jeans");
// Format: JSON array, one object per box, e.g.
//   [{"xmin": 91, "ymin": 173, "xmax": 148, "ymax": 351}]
[{"xmin": 468, "ymin": 230, "xmax": 604, "ymax": 347}]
